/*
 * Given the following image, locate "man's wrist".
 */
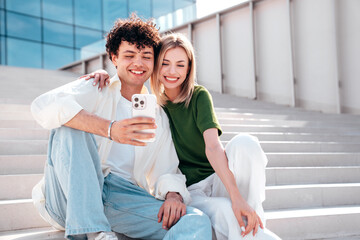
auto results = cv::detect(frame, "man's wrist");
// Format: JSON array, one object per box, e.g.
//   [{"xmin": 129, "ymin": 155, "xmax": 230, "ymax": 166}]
[{"xmin": 165, "ymin": 192, "xmax": 183, "ymax": 202}]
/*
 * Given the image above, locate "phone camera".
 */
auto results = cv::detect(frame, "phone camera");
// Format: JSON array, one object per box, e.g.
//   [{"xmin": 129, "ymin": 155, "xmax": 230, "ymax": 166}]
[
  {"xmin": 134, "ymin": 97, "xmax": 139, "ymax": 102},
  {"xmin": 134, "ymin": 103, "xmax": 139, "ymax": 108},
  {"xmin": 140, "ymin": 100, "xmax": 144, "ymax": 105}
]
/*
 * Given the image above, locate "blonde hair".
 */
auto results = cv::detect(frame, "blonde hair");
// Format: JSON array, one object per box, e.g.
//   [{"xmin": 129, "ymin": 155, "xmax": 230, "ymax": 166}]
[{"xmin": 151, "ymin": 33, "xmax": 196, "ymax": 107}]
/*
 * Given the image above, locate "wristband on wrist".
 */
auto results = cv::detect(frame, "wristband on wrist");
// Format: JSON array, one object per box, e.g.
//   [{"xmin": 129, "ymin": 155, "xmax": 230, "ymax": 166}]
[{"xmin": 108, "ymin": 120, "xmax": 115, "ymax": 140}]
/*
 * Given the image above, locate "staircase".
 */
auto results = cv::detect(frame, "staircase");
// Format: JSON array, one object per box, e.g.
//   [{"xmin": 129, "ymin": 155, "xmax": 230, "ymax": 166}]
[{"xmin": 1, "ymin": 66, "xmax": 360, "ymax": 240}]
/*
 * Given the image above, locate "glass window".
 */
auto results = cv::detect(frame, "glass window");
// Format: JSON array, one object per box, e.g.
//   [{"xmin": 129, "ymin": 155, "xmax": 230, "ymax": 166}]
[
  {"xmin": 129, "ymin": 0, "xmax": 151, "ymax": 19},
  {"xmin": 74, "ymin": 0, "xmax": 102, "ymax": 30},
  {"xmin": 1, "ymin": 37, "xmax": 5, "ymax": 64},
  {"xmin": 43, "ymin": 0, "xmax": 73, "ymax": 24},
  {"xmin": 0, "ymin": 10, "xmax": 4, "ymax": 35},
  {"xmin": 5, "ymin": 0, "xmax": 41, "ymax": 17},
  {"xmin": 75, "ymin": 27, "xmax": 103, "ymax": 49},
  {"xmin": 43, "ymin": 44, "xmax": 74, "ymax": 69},
  {"xmin": 7, "ymin": 38, "xmax": 42, "ymax": 68},
  {"xmin": 153, "ymin": 0, "xmax": 173, "ymax": 18},
  {"xmin": 103, "ymin": 0, "xmax": 127, "ymax": 31},
  {"xmin": 7, "ymin": 12, "xmax": 41, "ymax": 41},
  {"xmin": 0, "ymin": 0, "xmax": 4, "ymax": 9},
  {"xmin": 44, "ymin": 20, "xmax": 74, "ymax": 47},
  {"xmin": 174, "ymin": 0, "xmax": 194, "ymax": 10}
]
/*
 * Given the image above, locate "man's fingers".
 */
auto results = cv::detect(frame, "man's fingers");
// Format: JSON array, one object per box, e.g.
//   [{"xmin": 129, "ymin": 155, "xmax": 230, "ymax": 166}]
[
  {"xmin": 157, "ymin": 205, "xmax": 164, "ymax": 223},
  {"xmin": 162, "ymin": 206, "xmax": 170, "ymax": 230},
  {"xmin": 123, "ymin": 117, "xmax": 156, "ymax": 125}
]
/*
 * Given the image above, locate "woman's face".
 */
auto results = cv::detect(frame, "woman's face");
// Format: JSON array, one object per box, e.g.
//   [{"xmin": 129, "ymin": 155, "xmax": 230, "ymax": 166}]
[{"xmin": 159, "ymin": 47, "xmax": 189, "ymax": 92}]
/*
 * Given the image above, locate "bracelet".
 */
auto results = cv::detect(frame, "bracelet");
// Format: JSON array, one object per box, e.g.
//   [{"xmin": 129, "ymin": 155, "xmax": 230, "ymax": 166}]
[{"xmin": 108, "ymin": 120, "xmax": 115, "ymax": 140}]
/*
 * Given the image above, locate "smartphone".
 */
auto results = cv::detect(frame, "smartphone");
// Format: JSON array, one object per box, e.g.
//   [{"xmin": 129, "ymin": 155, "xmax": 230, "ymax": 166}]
[{"xmin": 131, "ymin": 94, "xmax": 156, "ymax": 142}]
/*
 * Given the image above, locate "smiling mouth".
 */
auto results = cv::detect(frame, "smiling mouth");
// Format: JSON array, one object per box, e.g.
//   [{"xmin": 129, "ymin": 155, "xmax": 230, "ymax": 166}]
[
  {"xmin": 130, "ymin": 70, "xmax": 145, "ymax": 75},
  {"xmin": 164, "ymin": 76, "xmax": 178, "ymax": 82}
]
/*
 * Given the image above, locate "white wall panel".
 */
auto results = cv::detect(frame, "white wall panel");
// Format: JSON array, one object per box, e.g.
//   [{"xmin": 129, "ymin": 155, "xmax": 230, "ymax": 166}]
[
  {"xmin": 337, "ymin": 0, "xmax": 360, "ymax": 114},
  {"xmin": 293, "ymin": 0, "xmax": 338, "ymax": 113},
  {"xmin": 221, "ymin": 6, "xmax": 255, "ymax": 99},
  {"xmin": 254, "ymin": 0, "xmax": 292, "ymax": 105},
  {"xmin": 192, "ymin": 18, "xmax": 222, "ymax": 92}
]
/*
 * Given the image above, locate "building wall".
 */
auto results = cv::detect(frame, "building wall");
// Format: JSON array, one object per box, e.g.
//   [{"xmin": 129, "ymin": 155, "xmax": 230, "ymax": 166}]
[
  {"xmin": 170, "ymin": 0, "xmax": 360, "ymax": 114},
  {"xmin": 0, "ymin": 0, "xmax": 195, "ymax": 70}
]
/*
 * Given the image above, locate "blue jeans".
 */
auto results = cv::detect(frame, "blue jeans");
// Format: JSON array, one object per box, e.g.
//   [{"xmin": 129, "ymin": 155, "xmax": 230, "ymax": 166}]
[{"xmin": 44, "ymin": 126, "xmax": 212, "ymax": 240}]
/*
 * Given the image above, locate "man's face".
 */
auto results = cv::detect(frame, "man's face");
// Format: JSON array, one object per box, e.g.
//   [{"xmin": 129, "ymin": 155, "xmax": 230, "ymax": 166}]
[{"xmin": 111, "ymin": 41, "xmax": 154, "ymax": 88}]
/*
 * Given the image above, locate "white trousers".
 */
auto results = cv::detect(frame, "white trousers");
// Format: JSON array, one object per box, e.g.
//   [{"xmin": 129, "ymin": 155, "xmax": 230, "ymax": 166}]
[{"xmin": 188, "ymin": 134, "xmax": 281, "ymax": 240}]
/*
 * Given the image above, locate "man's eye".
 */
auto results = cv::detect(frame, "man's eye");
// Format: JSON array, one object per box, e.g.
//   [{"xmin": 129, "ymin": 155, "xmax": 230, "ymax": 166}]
[
  {"xmin": 125, "ymin": 56, "xmax": 133, "ymax": 58},
  {"xmin": 143, "ymin": 56, "xmax": 152, "ymax": 60}
]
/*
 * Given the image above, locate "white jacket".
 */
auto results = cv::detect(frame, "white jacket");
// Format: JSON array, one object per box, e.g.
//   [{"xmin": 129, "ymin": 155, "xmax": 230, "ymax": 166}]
[{"xmin": 31, "ymin": 74, "xmax": 190, "ymax": 203}]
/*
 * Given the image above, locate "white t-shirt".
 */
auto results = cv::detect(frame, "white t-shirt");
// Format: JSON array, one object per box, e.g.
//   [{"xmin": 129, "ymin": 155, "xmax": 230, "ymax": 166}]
[{"xmin": 106, "ymin": 95, "xmax": 135, "ymax": 184}]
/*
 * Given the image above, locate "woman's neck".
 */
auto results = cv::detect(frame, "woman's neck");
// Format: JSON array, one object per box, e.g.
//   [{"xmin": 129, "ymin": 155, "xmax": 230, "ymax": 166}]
[{"xmin": 165, "ymin": 87, "xmax": 180, "ymax": 102}]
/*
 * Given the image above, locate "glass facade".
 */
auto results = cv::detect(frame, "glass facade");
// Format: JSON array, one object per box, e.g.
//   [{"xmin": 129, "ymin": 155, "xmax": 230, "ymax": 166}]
[{"xmin": 0, "ymin": 0, "xmax": 196, "ymax": 69}]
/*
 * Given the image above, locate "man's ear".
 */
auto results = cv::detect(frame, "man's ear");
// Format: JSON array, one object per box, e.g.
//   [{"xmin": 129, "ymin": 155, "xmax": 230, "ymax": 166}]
[{"xmin": 111, "ymin": 53, "xmax": 118, "ymax": 68}]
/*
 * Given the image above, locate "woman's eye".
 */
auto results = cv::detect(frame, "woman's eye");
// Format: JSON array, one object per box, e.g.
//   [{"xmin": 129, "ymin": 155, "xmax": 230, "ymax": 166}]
[
  {"xmin": 178, "ymin": 65, "xmax": 185, "ymax": 68},
  {"xmin": 125, "ymin": 56, "xmax": 133, "ymax": 58},
  {"xmin": 162, "ymin": 63, "xmax": 169, "ymax": 66}
]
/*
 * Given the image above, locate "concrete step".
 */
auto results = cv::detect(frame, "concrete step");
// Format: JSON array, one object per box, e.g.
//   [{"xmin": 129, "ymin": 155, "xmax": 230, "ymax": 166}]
[
  {"xmin": 0, "ymin": 128, "xmax": 49, "ymax": 140},
  {"xmin": 0, "ymin": 120, "xmax": 41, "ymax": 129},
  {"xmin": 0, "ymin": 227, "xmax": 66, "ymax": 240},
  {"xmin": 0, "ymin": 199, "xmax": 48, "ymax": 231},
  {"xmin": 266, "ymin": 167, "xmax": 360, "ymax": 185},
  {"xmin": 218, "ymin": 118, "xmax": 360, "ymax": 128},
  {"xmin": 0, "ymin": 104, "xmax": 31, "ymax": 112},
  {"xmin": 0, "ymin": 227, "xmax": 136, "ymax": 240},
  {"xmin": 3, "ymin": 139, "xmax": 360, "ymax": 155},
  {"xmin": 266, "ymin": 152, "xmax": 360, "ymax": 167},
  {"xmin": 221, "ymin": 124, "xmax": 359, "ymax": 134},
  {"xmin": 0, "ymin": 140, "xmax": 48, "ymax": 155},
  {"xmin": 0, "ymin": 155, "xmax": 46, "ymax": 174},
  {"xmin": 0, "ymin": 174, "xmax": 43, "ymax": 200},
  {"xmin": 263, "ymin": 183, "xmax": 360, "ymax": 210},
  {"xmin": 0, "ymin": 111, "xmax": 33, "ymax": 120},
  {"xmin": 259, "ymin": 141, "xmax": 360, "ymax": 153},
  {"xmin": 215, "ymin": 110, "xmax": 360, "ymax": 124},
  {"xmin": 221, "ymin": 132, "xmax": 360, "ymax": 142},
  {"xmin": 265, "ymin": 205, "xmax": 360, "ymax": 240}
]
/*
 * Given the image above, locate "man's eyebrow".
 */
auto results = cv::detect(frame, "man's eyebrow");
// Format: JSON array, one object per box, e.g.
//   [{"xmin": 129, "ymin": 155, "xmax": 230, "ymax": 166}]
[
  {"xmin": 143, "ymin": 51, "xmax": 153, "ymax": 55},
  {"xmin": 123, "ymin": 50, "xmax": 136, "ymax": 54}
]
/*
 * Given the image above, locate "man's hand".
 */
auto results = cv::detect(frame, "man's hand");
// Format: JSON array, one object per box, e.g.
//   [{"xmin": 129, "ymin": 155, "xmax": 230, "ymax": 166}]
[
  {"xmin": 232, "ymin": 197, "xmax": 264, "ymax": 237},
  {"xmin": 79, "ymin": 69, "xmax": 110, "ymax": 91},
  {"xmin": 157, "ymin": 192, "xmax": 186, "ymax": 230},
  {"xmin": 110, "ymin": 117, "xmax": 156, "ymax": 146}
]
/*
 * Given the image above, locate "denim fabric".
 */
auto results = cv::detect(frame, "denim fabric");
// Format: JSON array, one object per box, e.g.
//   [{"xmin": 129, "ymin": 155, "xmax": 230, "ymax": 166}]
[
  {"xmin": 44, "ymin": 127, "xmax": 111, "ymax": 239},
  {"xmin": 103, "ymin": 173, "xmax": 212, "ymax": 240},
  {"xmin": 44, "ymin": 126, "xmax": 212, "ymax": 240}
]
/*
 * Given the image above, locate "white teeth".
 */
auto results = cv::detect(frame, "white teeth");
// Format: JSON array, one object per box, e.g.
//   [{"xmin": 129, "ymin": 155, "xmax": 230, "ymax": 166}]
[
  {"xmin": 165, "ymin": 76, "xmax": 178, "ymax": 81},
  {"xmin": 131, "ymin": 70, "xmax": 144, "ymax": 75}
]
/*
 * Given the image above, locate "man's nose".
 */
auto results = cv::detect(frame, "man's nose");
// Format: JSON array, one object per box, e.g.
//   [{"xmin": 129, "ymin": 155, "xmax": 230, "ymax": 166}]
[{"xmin": 133, "ymin": 56, "xmax": 144, "ymax": 66}]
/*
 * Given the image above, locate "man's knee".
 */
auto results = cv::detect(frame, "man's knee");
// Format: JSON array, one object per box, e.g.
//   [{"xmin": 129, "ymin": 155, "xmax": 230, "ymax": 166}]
[{"xmin": 179, "ymin": 207, "xmax": 212, "ymax": 234}]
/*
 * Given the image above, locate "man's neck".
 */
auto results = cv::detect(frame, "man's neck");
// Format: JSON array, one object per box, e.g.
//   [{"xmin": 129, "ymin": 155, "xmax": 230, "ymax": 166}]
[{"xmin": 120, "ymin": 84, "xmax": 143, "ymax": 101}]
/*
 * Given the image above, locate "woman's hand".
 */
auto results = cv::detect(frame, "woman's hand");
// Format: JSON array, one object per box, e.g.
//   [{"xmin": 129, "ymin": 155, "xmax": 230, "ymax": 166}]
[
  {"xmin": 157, "ymin": 192, "xmax": 186, "ymax": 230},
  {"xmin": 231, "ymin": 196, "xmax": 264, "ymax": 237},
  {"xmin": 79, "ymin": 69, "xmax": 110, "ymax": 91}
]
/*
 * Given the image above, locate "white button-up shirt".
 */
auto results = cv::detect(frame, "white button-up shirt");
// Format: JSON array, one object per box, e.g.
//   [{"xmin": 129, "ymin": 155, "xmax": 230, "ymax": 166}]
[{"xmin": 31, "ymin": 74, "xmax": 191, "ymax": 203}]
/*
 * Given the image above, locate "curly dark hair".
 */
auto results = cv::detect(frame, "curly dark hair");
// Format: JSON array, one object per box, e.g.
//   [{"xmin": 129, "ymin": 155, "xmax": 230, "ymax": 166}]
[{"xmin": 105, "ymin": 14, "xmax": 161, "ymax": 61}]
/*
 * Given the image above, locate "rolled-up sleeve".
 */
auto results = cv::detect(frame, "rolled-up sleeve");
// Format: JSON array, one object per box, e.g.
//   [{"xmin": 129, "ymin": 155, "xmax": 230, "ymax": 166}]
[{"xmin": 31, "ymin": 79, "xmax": 99, "ymax": 130}]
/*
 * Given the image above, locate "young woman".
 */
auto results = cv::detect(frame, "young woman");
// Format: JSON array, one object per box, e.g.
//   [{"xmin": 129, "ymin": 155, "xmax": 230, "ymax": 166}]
[{"xmin": 87, "ymin": 33, "xmax": 281, "ymax": 240}]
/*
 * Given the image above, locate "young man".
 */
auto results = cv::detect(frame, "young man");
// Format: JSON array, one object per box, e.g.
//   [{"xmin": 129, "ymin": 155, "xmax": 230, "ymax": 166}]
[{"xmin": 31, "ymin": 16, "xmax": 211, "ymax": 240}]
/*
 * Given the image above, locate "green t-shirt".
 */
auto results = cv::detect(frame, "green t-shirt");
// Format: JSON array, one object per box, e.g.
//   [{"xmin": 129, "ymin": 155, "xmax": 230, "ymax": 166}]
[{"xmin": 164, "ymin": 85, "xmax": 222, "ymax": 186}]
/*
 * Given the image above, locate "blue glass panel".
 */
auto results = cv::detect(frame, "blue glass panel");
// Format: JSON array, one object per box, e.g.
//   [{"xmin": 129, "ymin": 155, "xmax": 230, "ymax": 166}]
[
  {"xmin": 7, "ymin": 38, "xmax": 42, "ymax": 68},
  {"xmin": 153, "ymin": 0, "xmax": 173, "ymax": 18},
  {"xmin": 75, "ymin": 49, "xmax": 81, "ymax": 61},
  {"xmin": 75, "ymin": 27, "xmax": 103, "ymax": 49},
  {"xmin": 129, "ymin": 0, "xmax": 151, "ymax": 19},
  {"xmin": 0, "ymin": 0, "xmax": 4, "ymax": 9},
  {"xmin": 0, "ymin": 10, "xmax": 4, "ymax": 35},
  {"xmin": 103, "ymin": 0, "xmax": 127, "ymax": 31},
  {"xmin": 74, "ymin": 0, "xmax": 102, "ymax": 30},
  {"xmin": 174, "ymin": 0, "xmax": 194, "ymax": 10},
  {"xmin": 43, "ymin": 0, "xmax": 73, "ymax": 24},
  {"xmin": 7, "ymin": 12, "xmax": 41, "ymax": 41},
  {"xmin": 44, "ymin": 20, "xmax": 74, "ymax": 47},
  {"xmin": 0, "ymin": 37, "xmax": 5, "ymax": 64},
  {"xmin": 43, "ymin": 44, "xmax": 74, "ymax": 69},
  {"xmin": 5, "ymin": 0, "xmax": 41, "ymax": 17}
]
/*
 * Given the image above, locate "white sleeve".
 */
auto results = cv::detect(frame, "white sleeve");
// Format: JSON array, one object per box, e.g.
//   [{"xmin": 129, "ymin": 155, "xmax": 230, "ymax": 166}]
[{"xmin": 31, "ymin": 78, "xmax": 100, "ymax": 130}]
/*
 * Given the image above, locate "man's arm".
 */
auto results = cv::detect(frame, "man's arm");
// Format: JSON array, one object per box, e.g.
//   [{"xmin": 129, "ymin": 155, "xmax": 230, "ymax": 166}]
[{"xmin": 65, "ymin": 110, "xmax": 157, "ymax": 146}]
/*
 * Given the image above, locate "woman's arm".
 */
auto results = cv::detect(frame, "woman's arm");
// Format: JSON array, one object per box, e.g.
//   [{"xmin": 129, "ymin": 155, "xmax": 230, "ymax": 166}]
[{"xmin": 203, "ymin": 128, "xmax": 263, "ymax": 237}]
